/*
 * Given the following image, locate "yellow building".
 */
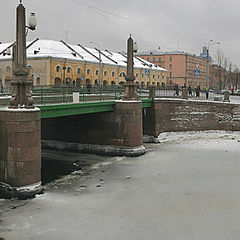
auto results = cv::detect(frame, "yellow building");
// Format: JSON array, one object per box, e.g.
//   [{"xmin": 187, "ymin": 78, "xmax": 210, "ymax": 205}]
[{"xmin": 0, "ymin": 39, "xmax": 167, "ymax": 88}]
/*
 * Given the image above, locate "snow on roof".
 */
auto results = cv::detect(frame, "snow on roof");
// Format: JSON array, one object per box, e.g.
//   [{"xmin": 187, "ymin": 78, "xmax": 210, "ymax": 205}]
[{"xmin": 0, "ymin": 39, "xmax": 167, "ymax": 72}]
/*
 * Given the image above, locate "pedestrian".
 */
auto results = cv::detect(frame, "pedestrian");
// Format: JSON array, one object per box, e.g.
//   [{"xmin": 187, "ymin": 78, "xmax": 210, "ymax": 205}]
[
  {"xmin": 174, "ymin": 84, "xmax": 179, "ymax": 96},
  {"xmin": 188, "ymin": 85, "xmax": 192, "ymax": 97},
  {"xmin": 196, "ymin": 86, "xmax": 200, "ymax": 98},
  {"xmin": 205, "ymin": 86, "xmax": 209, "ymax": 99}
]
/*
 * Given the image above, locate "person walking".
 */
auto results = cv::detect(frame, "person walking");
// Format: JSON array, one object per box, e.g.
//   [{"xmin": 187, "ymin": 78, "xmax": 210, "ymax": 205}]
[
  {"xmin": 174, "ymin": 84, "xmax": 179, "ymax": 96},
  {"xmin": 205, "ymin": 86, "xmax": 209, "ymax": 99},
  {"xmin": 188, "ymin": 85, "xmax": 192, "ymax": 97},
  {"xmin": 196, "ymin": 86, "xmax": 200, "ymax": 98}
]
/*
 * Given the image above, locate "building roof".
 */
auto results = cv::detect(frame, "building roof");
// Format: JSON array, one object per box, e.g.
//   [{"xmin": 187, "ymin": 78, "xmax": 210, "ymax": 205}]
[
  {"xmin": 0, "ymin": 39, "xmax": 167, "ymax": 72},
  {"xmin": 137, "ymin": 50, "xmax": 204, "ymax": 59}
]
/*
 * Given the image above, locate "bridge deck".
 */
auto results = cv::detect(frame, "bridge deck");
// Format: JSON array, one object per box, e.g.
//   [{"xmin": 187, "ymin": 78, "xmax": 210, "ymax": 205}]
[{"xmin": 38, "ymin": 99, "xmax": 152, "ymax": 119}]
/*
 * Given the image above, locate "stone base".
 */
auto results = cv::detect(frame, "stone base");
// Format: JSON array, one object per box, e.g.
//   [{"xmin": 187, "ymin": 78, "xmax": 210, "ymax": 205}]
[
  {"xmin": 0, "ymin": 107, "xmax": 41, "ymax": 187},
  {"xmin": 143, "ymin": 135, "xmax": 160, "ymax": 143},
  {"xmin": 42, "ymin": 140, "xmax": 146, "ymax": 157},
  {"xmin": 0, "ymin": 181, "xmax": 44, "ymax": 200}
]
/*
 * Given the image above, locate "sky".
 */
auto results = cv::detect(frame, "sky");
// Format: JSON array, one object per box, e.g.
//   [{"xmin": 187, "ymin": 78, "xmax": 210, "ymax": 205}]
[{"xmin": 1, "ymin": 0, "xmax": 240, "ymax": 68}]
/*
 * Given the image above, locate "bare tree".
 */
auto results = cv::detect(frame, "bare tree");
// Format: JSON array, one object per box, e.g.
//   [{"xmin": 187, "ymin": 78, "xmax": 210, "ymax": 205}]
[{"xmin": 216, "ymin": 49, "xmax": 225, "ymax": 91}]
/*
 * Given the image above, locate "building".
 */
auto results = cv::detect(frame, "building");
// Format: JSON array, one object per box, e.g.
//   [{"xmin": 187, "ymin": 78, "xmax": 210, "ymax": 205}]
[
  {"xmin": 138, "ymin": 51, "xmax": 208, "ymax": 89},
  {"xmin": 0, "ymin": 39, "xmax": 167, "ymax": 88},
  {"xmin": 209, "ymin": 63, "xmax": 227, "ymax": 90}
]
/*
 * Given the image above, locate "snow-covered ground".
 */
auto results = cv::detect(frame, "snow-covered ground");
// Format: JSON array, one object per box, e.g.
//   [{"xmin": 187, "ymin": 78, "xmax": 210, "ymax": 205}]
[{"xmin": 1, "ymin": 131, "xmax": 240, "ymax": 240}]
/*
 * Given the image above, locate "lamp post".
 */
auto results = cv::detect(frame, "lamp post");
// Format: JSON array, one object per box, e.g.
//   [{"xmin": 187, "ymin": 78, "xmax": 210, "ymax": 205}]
[
  {"xmin": 206, "ymin": 40, "xmax": 220, "ymax": 89},
  {"xmin": 124, "ymin": 35, "xmax": 138, "ymax": 100},
  {"xmin": 9, "ymin": 1, "xmax": 37, "ymax": 108},
  {"xmin": 90, "ymin": 42, "xmax": 102, "ymax": 87}
]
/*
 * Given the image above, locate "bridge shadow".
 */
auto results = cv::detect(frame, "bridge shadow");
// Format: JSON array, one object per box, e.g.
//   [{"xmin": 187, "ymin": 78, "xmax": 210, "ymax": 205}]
[{"xmin": 41, "ymin": 149, "xmax": 110, "ymax": 185}]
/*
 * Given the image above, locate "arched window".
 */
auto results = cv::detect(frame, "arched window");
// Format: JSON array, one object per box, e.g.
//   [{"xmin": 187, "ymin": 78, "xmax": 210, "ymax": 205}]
[
  {"xmin": 96, "ymin": 70, "xmax": 99, "ymax": 76},
  {"xmin": 77, "ymin": 68, "xmax": 81, "ymax": 74},
  {"xmin": 104, "ymin": 71, "xmax": 108, "ymax": 76},
  {"xmin": 120, "ymin": 72, "xmax": 125, "ymax": 77},
  {"xmin": 6, "ymin": 66, "xmax": 11, "ymax": 72},
  {"xmin": 112, "ymin": 71, "xmax": 115, "ymax": 77},
  {"xmin": 67, "ymin": 67, "xmax": 71, "ymax": 73},
  {"xmin": 95, "ymin": 79, "xmax": 98, "ymax": 85},
  {"xmin": 136, "ymin": 73, "xmax": 139, "ymax": 78},
  {"xmin": 142, "ymin": 73, "xmax": 144, "ymax": 78},
  {"xmin": 103, "ymin": 80, "xmax": 108, "ymax": 86},
  {"xmin": 56, "ymin": 66, "xmax": 61, "ymax": 72},
  {"xmin": 87, "ymin": 69, "xmax": 90, "ymax": 75},
  {"xmin": 153, "ymin": 74, "xmax": 155, "ymax": 79},
  {"xmin": 36, "ymin": 77, "xmax": 41, "ymax": 86},
  {"xmin": 111, "ymin": 81, "xmax": 115, "ymax": 85}
]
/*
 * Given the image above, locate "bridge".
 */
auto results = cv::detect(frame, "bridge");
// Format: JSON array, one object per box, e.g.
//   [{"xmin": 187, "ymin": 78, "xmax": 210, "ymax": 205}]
[{"xmin": 0, "ymin": 5, "xmax": 239, "ymax": 198}]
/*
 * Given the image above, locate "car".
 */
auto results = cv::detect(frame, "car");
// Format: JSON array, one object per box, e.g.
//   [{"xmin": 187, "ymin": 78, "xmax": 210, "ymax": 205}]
[
  {"xmin": 234, "ymin": 90, "xmax": 240, "ymax": 96},
  {"xmin": 220, "ymin": 89, "xmax": 231, "ymax": 95}
]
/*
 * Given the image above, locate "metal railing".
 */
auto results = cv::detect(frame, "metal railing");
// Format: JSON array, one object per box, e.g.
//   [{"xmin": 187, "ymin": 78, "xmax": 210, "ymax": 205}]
[
  {"xmin": 30, "ymin": 85, "xmax": 125, "ymax": 105},
  {"xmin": 1, "ymin": 84, "xmax": 232, "ymax": 106}
]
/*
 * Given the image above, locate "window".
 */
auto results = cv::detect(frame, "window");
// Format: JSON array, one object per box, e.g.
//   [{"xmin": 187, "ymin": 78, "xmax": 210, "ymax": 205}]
[
  {"xmin": 142, "ymin": 73, "xmax": 144, "ymax": 78},
  {"xmin": 136, "ymin": 73, "xmax": 139, "ymax": 78},
  {"xmin": 153, "ymin": 57, "xmax": 156, "ymax": 62},
  {"xmin": 170, "ymin": 56, "xmax": 172, "ymax": 61},
  {"xmin": 112, "ymin": 71, "xmax": 115, "ymax": 77},
  {"xmin": 77, "ymin": 68, "xmax": 81, "ymax": 74},
  {"xmin": 36, "ymin": 77, "xmax": 40, "ymax": 86},
  {"xmin": 56, "ymin": 66, "xmax": 60, "ymax": 72},
  {"xmin": 120, "ymin": 72, "xmax": 125, "ymax": 77},
  {"xmin": 87, "ymin": 69, "xmax": 90, "ymax": 74},
  {"xmin": 159, "ymin": 57, "xmax": 161, "ymax": 62},
  {"xmin": 67, "ymin": 67, "xmax": 71, "ymax": 73},
  {"xmin": 6, "ymin": 66, "xmax": 11, "ymax": 72},
  {"xmin": 96, "ymin": 70, "xmax": 99, "ymax": 76},
  {"xmin": 104, "ymin": 71, "xmax": 108, "ymax": 76},
  {"xmin": 153, "ymin": 74, "xmax": 155, "ymax": 79},
  {"xmin": 170, "ymin": 64, "xmax": 172, "ymax": 70},
  {"xmin": 170, "ymin": 72, "xmax": 172, "ymax": 78}
]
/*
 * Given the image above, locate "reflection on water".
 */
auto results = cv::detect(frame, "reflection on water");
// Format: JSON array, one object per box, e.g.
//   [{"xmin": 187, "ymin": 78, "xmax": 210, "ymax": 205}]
[{"xmin": 41, "ymin": 149, "xmax": 111, "ymax": 184}]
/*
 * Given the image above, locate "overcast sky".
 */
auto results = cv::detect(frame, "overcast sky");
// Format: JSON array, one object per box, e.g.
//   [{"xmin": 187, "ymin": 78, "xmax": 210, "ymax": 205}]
[{"xmin": 1, "ymin": 0, "xmax": 240, "ymax": 68}]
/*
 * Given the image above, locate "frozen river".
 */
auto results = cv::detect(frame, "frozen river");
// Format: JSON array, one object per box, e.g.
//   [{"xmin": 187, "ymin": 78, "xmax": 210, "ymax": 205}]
[{"xmin": 1, "ymin": 131, "xmax": 240, "ymax": 239}]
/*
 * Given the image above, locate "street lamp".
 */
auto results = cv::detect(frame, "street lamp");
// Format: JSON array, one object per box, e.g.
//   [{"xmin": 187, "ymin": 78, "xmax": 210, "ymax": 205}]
[
  {"xmin": 9, "ymin": 1, "xmax": 37, "ymax": 108},
  {"xmin": 90, "ymin": 42, "xmax": 102, "ymax": 87},
  {"xmin": 206, "ymin": 40, "xmax": 220, "ymax": 89}
]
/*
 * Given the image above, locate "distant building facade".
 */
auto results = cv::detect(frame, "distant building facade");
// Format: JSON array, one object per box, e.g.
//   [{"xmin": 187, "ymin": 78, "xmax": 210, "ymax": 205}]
[
  {"xmin": 138, "ymin": 51, "xmax": 208, "ymax": 89},
  {"xmin": 209, "ymin": 64, "xmax": 227, "ymax": 90},
  {"xmin": 0, "ymin": 39, "xmax": 167, "ymax": 88}
]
